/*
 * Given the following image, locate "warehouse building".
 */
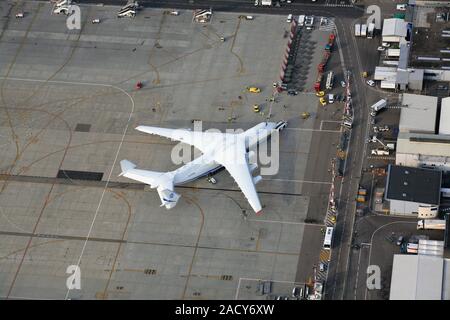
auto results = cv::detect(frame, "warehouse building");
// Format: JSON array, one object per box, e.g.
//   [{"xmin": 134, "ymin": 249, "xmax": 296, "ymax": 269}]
[
  {"xmin": 385, "ymin": 165, "xmax": 441, "ymax": 215},
  {"xmin": 439, "ymin": 97, "xmax": 450, "ymax": 135},
  {"xmin": 399, "ymin": 93, "xmax": 438, "ymax": 134},
  {"xmin": 396, "ymin": 133, "xmax": 450, "ymax": 171},
  {"xmin": 382, "ymin": 18, "xmax": 409, "ymax": 44},
  {"xmin": 389, "ymin": 253, "xmax": 450, "ymax": 300}
]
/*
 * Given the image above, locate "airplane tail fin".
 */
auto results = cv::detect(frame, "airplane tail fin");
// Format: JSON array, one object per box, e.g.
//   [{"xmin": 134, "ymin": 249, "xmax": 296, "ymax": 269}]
[{"xmin": 119, "ymin": 160, "xmax": 180, "ymax": 209}]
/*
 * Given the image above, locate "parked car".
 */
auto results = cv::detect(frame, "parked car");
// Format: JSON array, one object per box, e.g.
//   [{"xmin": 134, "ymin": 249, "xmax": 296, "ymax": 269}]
[
  {"xmin": 382, "ymin": 42, "xmax": 391, "ymax": 48},
  {"xmin": 287, "ymin": 89, "xmax": 298, "ymax": 96},
  {"xmin": 315, "ymin": 90, "xmax": 325, "ymax": 97},
  {"xmin": 377, "ymin": 46, "xmax": 385, "ymax": 51},
  {"xmin": 340, "ymin": 80, "xmax": 346, "ymax": 87},
  {"xmin": 396, "ymin": 236, "xmax": 404, "ymax": 246},
  {"xmin": 319, "ymin": 262, "xmax": 326, "ymax": 272},
  {"xmin": 366, "ymin": 80, "xmax": 375, "ymax": 87}
]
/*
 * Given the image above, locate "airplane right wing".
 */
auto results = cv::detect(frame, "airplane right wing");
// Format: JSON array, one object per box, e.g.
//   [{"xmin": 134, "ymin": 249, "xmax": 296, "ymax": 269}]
[{"xmin": 211, "ymin": 137, "xmax": 263, "ymax": 215}]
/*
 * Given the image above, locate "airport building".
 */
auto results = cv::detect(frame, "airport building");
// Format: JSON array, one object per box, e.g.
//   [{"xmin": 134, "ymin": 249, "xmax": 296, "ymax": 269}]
[
  {"xmin": 396, "ymin": 97, "xmax": 450, "ymax": 171},
  {"xmin": 389, "ymin": 246, "xmax": 450, "ymax": 300},
  {"xmin": 385, "ymin": 165, "xmax": 442, "ymax": 215}
]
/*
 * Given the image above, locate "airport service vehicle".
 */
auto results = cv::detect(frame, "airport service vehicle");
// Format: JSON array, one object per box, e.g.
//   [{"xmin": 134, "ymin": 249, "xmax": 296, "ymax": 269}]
[
  {"xmin": 366, "ymin": 79, "xmax": 375, "ymax": 87},
  {"xmin": 396, "ymin": 236, "xmax": 404, "ymax": 246},
  {"xmin": 341, "ymin": 80, "xmax": 346, "ymax": 87},
  {"xmin": 319, "ymin": 97, "xmax": 327, "ymax": 106},
  {"xmin": 367, "ymin": 23, "xmax": 375, "ymax": 39},
  {"xmin": 417, "ymin": 219, "xmax": 446, "ymax": 230},
  {"xmin": 407, "ymin": 243, "xmax": 418, "ymax": 254},
  {"xmin": 315, "ymin": 90, "xmax": 325, "ymax": 97},
  {"xmin": 319, "ymin": 262, "xmax": 326, "ymax": 272},
  {"xmin": 53, "ymin": 5, "xmax": 69, "ymax": 14},
  {"xmin": 298, "ymin": 15, "xmax": 305, "ymax": 26},
  {"xmin": 169, "ymin": 11, "xmax": 179, "ymax": 16},
  {"xmin": 328, "ymin": 94, "xmax": 334, "ymax": 104},
  {"xmin": 118, "ymin": 9, "xmax": 136, "ymax": 18},
  {"xmin": 371, "ymin": 149, "xmax": 389, "ymax": 156},
  {"xmin": 247, "ymin": 87, "xmax": 261, "ymax": 93},
  {"xmin": 382, "ymin": 42, "xmax": 391, "ymax": 48},
  {"xmin": 323, "ymin": 227, "xmax": 333, "ymax": 250},
  {"xmin": 354, "ymin": 24, "xmax": 361, "ymax": 37},
  {"xmin": 207, "ymin": 176, "xmax": 217, "ymax": 184},
  {"xmin": 15, "ymin": 12, "xmax": 24, "ymax": 18},
  {"xmin": 287, "ymin": 89, "xmax": 298, "ymax": 96},
  {"xmin": 286, "ymin": 14, "xmax": 293, "ymax": 23},
  {"xmin": 361, "ymin": 24, "xmax": 367, "ymax": 37},
  {"xmin": 377, "ymin": 46, "xmax": 385, "ymax": 51},
  {"xmin": 396, "ymin": 4, "xmax": 407, "ymax": 11},
  {"xmin": 261, "ymin": 0, "xmax": 273, "ymax": 6},
  {"xmin": 253, "ymin": 104, "xmax": 260, "ymax": 113},
  {"xmin": 255, "ymin": 0, "xmax": 259, "ymax": 5},
  {"xmin": 292, "ymin": 287, "xmax": 301, "ymax": 298},
  {"xmin": 245, "ymin": 15, "xmax": 254, "ymax": 20},
  {"xmin": 326, "ymin": 71, "xmax": 334, "ymax": 89},
  {"xmin": 305, "ymin": 16, "xmax": 314, "ymax": 29},
  {"xmin": 120, "ymin": 121, "xmax": 288, "ymax": 214},
  {"xmin": 92, "ymin": 19, "xmax": 100, "ymax": 24},
  {"xmin": 370, "ymin": 99, "xmax": 387, "ymax": 116}
]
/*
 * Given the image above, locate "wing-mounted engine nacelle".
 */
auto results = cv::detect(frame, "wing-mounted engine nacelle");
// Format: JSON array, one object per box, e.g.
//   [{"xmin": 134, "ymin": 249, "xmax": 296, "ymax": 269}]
[
  {"xmin": 249, "ymin": 163, "xmax": 258, "ymax": 173},
  {"xmin": 252, "ymin": 175, "xmax": 262, "ymax": 185},
  {"xmin": 157, "ymin": 188, "xmax": 181, "ymax": 209},
  {"xmin": 247, "ymin": 150, "xmax": 257, "ymax": 163},
  {"xmin": 275, "ymin": 121, "xmax": 288, "ymax": 132}
]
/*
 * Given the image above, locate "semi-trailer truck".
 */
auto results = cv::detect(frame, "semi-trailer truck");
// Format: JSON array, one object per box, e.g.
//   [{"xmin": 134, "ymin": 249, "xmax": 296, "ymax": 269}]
[{"xmin": 417, "ymin": 219, "xmax": 446, "ymax": 230}]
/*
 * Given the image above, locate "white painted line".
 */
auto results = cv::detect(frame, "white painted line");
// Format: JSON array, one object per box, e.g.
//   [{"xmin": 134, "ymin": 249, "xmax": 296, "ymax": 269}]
[
  {"xmin": 247, "ymin": 219, "xmax": 324, "ymax": 227},
  {"xmin": 286, "ymin": 128, "xmax": 340, "ymax": 133},
  {"xmin": 263, "ymin": 178, "xmax": 332, "ymax": 185}
]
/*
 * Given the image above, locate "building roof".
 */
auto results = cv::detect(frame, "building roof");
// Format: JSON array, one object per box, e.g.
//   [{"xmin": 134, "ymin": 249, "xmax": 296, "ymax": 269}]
[
  {"xmin": 390, "ymin": 254, "xmax": 445, "ymax": 300},
  {"xmin": 399, "ymin": 93, "xmax": 438, "ymax": 134},
  {"xmin": 386, "ymin": 165, "xmax": 442, "ymax": 205},
  {"xmin": 397, "ymin": 132, "xmax": 450, "ymax": 157},
  {"xmin": 374, "ymin": 66, "xmax": 397, "ymax": 81},
  {"xmin": 382, "ymin": 18, "xmax": 408, "ymax": 38},
  {"xmin": 439, "ymin": 97, "xmax": 450, "ymax": 135}
]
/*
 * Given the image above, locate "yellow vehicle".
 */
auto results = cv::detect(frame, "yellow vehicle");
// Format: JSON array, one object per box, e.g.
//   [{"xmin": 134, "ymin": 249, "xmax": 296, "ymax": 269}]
[
  {"xmin": 301, "ymin": 112, "xmax": 310, "ymax": 119},
  {"xmin": 315, "ymin": 90, "xmax": 325, "ymax": 97},
  {"xmin": 362, "ymin": 71, "xmax": 368, "ymax": 78},
  {"xmin": 247, "ymin": 86, "xmax": 261, "ymax": 93},
  {"xmin": 319, "ymin": 97, "xmax": 327, "ymax": 106},
  {"xmin": 253, "ymin": 104, "xmax": 260, "ymax": 113}
]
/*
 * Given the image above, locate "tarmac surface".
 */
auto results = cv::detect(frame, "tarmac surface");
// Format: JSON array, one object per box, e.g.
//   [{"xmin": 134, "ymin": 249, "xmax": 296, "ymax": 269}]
[{"xmin": 0, "ymin": 1, "xmax": 346, "ymax": 299}]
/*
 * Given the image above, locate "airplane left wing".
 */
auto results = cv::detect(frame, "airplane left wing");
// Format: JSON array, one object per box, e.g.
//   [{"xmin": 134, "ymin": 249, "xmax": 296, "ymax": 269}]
[
  {"xmin": 212, "ymin": 137, "xmax": 263, "ymax": 215},
  {"xmin": 136, "ymin": 125, "xmax": 228, "ymax": 154}
]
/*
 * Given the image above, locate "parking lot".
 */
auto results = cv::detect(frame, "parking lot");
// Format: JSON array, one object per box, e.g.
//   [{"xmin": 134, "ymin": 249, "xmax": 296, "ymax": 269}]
[{"xmin": 0, "ymin": 2, "xmax": 351, "ymax": 299}]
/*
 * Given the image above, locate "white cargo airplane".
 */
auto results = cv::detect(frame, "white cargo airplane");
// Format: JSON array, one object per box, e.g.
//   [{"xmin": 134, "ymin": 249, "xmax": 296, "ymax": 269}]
[{"xmin": 119, "ymin": 121, "xmax": 287, "ymax": 215}]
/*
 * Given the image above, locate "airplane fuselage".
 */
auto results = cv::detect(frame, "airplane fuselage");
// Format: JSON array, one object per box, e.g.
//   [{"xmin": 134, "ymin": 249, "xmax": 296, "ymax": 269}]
[{"xmin": 172, "ymin": 121, "xmax": 286, "ymax": 185}]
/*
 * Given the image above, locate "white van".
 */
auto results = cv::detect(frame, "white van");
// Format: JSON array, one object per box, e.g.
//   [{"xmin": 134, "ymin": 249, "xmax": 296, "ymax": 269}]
[
  {"xmin": 286, "ymin": 14, "xmax": 293, "ymax": 23},
  {"xmin": 323, "ymin": 227, "xmax": 333, "ymax": 250},
  {"xmin": 396, "ymin": 4, "xmax": 407, "ymax": 11}
]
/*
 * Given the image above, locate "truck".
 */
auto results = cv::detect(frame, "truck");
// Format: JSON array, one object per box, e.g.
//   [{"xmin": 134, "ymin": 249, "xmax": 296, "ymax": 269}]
[
  {"xmin": 417, "ymin": 219, "xmax": 446, "ymax": 230},
  {"xmin": 367, "ymin": 23, "xmax": 375, "ymax": 39},
  {"xmin": 371, "ymin": 149, "xmax": 389, "ymax": 156},
  {"xmin": 326, "ymin": 71, "xmax": 334, "ymax": 89},
  {"xmin": 298, "ymin": 15, "xmax": 305, "ymax": 27},
  {"xmin": 354, "ymin": 24, "xmax": 361, "ymax": 37},
  {"xmin": 370, "ymin": 99, "xmax": 387, "ymax": 117},
  {"xmin": 325, "ymin": 33, "xmax": 335, "ymax": 51},
  {"xmin": 361, "ymin": 24, "xmax": 367, "ymax": 37}
]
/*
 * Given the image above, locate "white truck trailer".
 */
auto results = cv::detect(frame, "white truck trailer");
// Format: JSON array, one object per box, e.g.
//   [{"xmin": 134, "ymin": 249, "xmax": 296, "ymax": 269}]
[
  {"xmin": 354, "ymin": 24, "xmax": 361, "ymax": 37},
  {"xmin": 417, "ymin": 219, "xmax": 446, "ymax": 230},
  {"xmin": 367, "ymin": 23, "xmax": 375, "ymax": 39},
  {"xmin": 370, "ymin": 99, "xmax": 387, "ymax": 116},
  {"xmin": 361, "ymin": 24, "xmax": 367, "ymax": 37}
]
